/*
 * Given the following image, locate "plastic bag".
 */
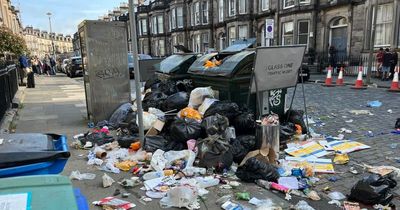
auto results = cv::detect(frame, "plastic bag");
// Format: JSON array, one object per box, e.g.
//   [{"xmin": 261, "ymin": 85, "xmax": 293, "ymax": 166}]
[
  {"xmin": 158, "ymin": 80, "xmax": 179, "ymax": 95},
  {"xmin": 149, "ymin": 107, "xmax": 165, "ymax": 118},
  {"xmin": 236, "ymin": 157, "xmax": 279, "ymax": 183},
  {"xmin": 230, "ymin": 139, "xmax": 248, "ymax": 164},
  {"xmin": 162, "ymin": 92, "xmax": 189, "ymax": 112},
  {"xmin": 108, "ymin": 103, "xmax": 133, "ymax": 128},
  {"xmin": 198, "ymin": 98, "xmax": 218, "ymax": 115},
  {"xmin": 164, "ymin": 150, "xmax": 196, "ymax": 169},
  {"xmin": 204, "ymin": 101, "xmax": 240, "ymax": 122},
  {"xmin": 327, "ymin": 191, "xmax": 346, "ymax": 200},
  {"xmin": 202, "ymin": 114, "xmax": 229, "ymax": 136},
  {"xmin": 280, "ymin": 122, "xmax": 296, "ymax": 144},
  {"xmin": 164, "ymin": 140, "xmax": 188, "ymax": 152},
  {"xmin": 160, "ymin": 186, "xmax": 199, "ymax": 209},
  {"xmin": 69, "ymin": 170, "xmax": 96, "ymax": 180},
  {"xmin": 197, "ymin": 135, "xmax": 233, "ymax": 171},
  {"xmin": 233, "ymin": 112, "xmax": 256, "ymax": 135},
  {"xmin": 151, "ymin": 149, "xmax": 167, "ymax": 172},
  {"xmin": 102, "ymin": 173, "xmax": 115, "ymax": 188},
  {"xmin": 142, "ymin": 91, "xmax": 168, "ymax": 111},
  {"xmin": 395, "ymin": 118, "xmax": 400, "ymax": 129},
  {"xmin": 179, "ymin": 107, "xmax": 202, "ymax": 121},
  {"xmin": 118, "ymin": 135, "xmax": 139, "ymax": 148},
  {"xmin": 79, "ymin": 132, "xmax": 114, "ymax": 146},
  {"xmin": 293, "ymin": 200, "xmax": 315, "ymax": 210},
  {"xmin": 188, "ymin": 87, "xmax": 214, "ymax": 109},
  {"xmin": 139, "ymin": 112, "xmax": 158, "ymax": 130},
  {"xmin": 94, "ymin": 197, "xmax": 136, "ymax": 209},
  {"xmin": 237, "ymin": 135, "xmax": 257, "ymax": 151},
  {"xmin": 143, "ymin": 135, "xmax": 167, "ymax": 152},
  {"xmin": 285, "ymin": 110, "xmax": 307, "ymax": 134},
  {"xmin": 170, "ymin": 118, "xmax": 202, "ymax": 143},
  {"xmin": 348, "ymin": 174, "xmax": 397, "ymax": 205}
]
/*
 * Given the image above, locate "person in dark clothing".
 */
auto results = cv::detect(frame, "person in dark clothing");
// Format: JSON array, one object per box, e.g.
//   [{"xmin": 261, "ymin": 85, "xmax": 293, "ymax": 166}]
[
  {"xmin": 376, "ymin": 47, "xmax": 384, "ymax": 77},
  {"xmin": 18, "ymin": 55, "xmax": 29, "ymax": 85},
  {"xmin": 389, "ymin": 49, "xmax": 398, "ymax": 80},
  {"xmin": 382, "ymin": 48, "xmax": 391, "ymax": 81},
  {"xmin": 329, "ymin": 45, "xmax": 337, "ymax": 73}
]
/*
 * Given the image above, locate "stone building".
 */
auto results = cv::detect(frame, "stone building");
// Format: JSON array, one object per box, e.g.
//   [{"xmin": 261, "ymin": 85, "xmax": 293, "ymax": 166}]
[
  {"xmin": 23, "ymin": 26, "xmax": 73, "ymax": 58},
  {"xmin": 0, "ymin": 0, "xmax": 22, "ymax": 34}
]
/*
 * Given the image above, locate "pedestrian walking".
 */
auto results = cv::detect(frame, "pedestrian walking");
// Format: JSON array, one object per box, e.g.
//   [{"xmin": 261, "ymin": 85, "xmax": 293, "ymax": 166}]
[
  {"xmin": 26, "ymin": 66, "xmax": 35, "ymax": 88},
  {"xmin": 43, "ymin": 54, "xmax": 52, "ymax": 76},
  {"xmin": 382, "ymin": 48, "xmax": 391, "ymax": 81},
  {"xmin": 31, "ymin": 56, "xmax": 40, "ymax": 75},
  {"xmin": 376, "ymin": 47, "xmax": 384, "ymax": 78},
  {"xmin": 18, "ymin": 54, "xmax": 29, "ymax": 85},
  {"xmin": 389, "ymin": 49, "xmax": 398, "ymax": 80},
  {"xmin": 50, "ymin": 56, "xmax": 56, "ymax": 75}
]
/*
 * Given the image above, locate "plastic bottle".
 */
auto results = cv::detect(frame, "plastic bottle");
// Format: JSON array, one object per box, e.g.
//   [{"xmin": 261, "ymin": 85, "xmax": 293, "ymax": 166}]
[
  {"xmin": 143, "ymin": 170, "xmax": 174, "ymax": 181},
  {"xmin": 195, "ymin": 176, "xmax": 220, "ymax": 188}
]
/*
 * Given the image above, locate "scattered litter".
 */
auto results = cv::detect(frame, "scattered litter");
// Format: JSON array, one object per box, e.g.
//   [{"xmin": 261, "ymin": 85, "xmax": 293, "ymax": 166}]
[
  {"xmin": 349, "ymin": 110, "xmax": 374, "ymax": 115},
  {"xmin": 69, "ymin": 170, "xmax": 96, "ymax": 180},
  {"xmin": 334, "ymin": 153, "xmax": 349, "ymax": 165},
  {"xmin": 328, "ymin": 176, "xmax": 339, "ymax": 182},
  {"xmin": 366, "ymin": 100, "xmax": 382, "ymax": 108},
  {"xmin": 328, "ymin": 200, "xmax": 341, "ymax": 207},
  {"xmin": 141, "ymin": 197, "xmax": 152, "ymax": 202},
  {"xmin": 93, "ymin": 197, "xmax": 136, "ymax": 209},
  {"xmin": 221, "ymin": 200, "xmax": 243, "ymax": 210},
  {"xmin": 339, "ymin": 128, "xmax": 352, "ymax": 134},
  {"xmin": 345, "ymin": 119, "xmax": 354, "ymax": 123},
  {"xmin": 349, "ymin": 167, "xmax": 358, "ymax": 174},
  {"xmin": 343, "ymin": 201, "xmax": 360, "ymax": 210},
  {"xmin": 390, "ymin": 143, "xmax": 398, "ymax": 149},
  {"xmin": 216, "ymin": 195, "xmax": 232, "ymax": 205},
  {"xmin": 235, "ymin": 192, "xmax": 250, "ymax": 201},
  {"xmin": 121, "ymin": 193, "xmax": 130, "ymax": 198},
  {"xmin": 293, "ymin": 200, "xmax": 315, "ymax": 210},
  {"xmin": 328, "ymin": 191, "xmax": 346, "ymax": 200},
  {"xmin": 113, "ymin": 189, "xmax": 121, "ymax": 196},
  {"xmin": 387, "ymin": 109, "xmax": 393, "ymax": 113},
  {"xmin": 324, "ymin": 140, "xmax": 370, "ymax": 154},
  {"xmin": 285, "ymin": 141, "xmax": 330, "ymax": 158},
  {"xmin": 285, "ymin": 157, "xmax": 335, "ymax": 174},
  {"xmin": 102, "ymin": 173, "xmax": 115, "ymax": 188},
  {"xmin": 118, "ymin": 179, "xmax": 137, "ymax": 188},
  {"xmin": 278, "ymin": 177, "xmax": 299, "ymax": 189},
  {"xmin": 365, "ymin": 131, "xmax": 374, "ymax": 137},
  {"xmin": 159, "ymin": 186, "xmax": 200, "ymax": 210}
]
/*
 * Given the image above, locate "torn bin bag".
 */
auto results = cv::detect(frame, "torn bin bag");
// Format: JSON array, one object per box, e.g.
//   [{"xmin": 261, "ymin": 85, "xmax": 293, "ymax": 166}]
[
  {"xmin": 169, "ymin": 118, "xmax": 202, "ymax": 143},
  {"xmin": 233, "ymin": 112, "xmax": 256, "ymax": 135},
  {"xmin": 348, "ymin": 174, "xmax": 397, "ymax": 205},
  {"xmin": 162, "ymin": 92, "xmax": 189, "ymax": 112},
  {"xmin": 203, "ymin": 101, "xmax": 240, "ymax": 122},
  {"xmin": 236, "ymin": 157, "xmax": 279, "ymax": 182},
  {"xmin": 197, "ymin": 135, "xmax": 233, "ymax": 172},
  {"xmin": 202, "ymin": 114, "xmax": 229, "ymax": 136}
]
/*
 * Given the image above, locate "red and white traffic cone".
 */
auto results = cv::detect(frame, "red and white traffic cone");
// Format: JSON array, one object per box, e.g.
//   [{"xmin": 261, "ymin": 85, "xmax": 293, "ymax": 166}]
[
  {"xmin": 322, "ymin": 66, "xmax": 335, "ymax": 87},
  {"xmin": 388, "ymin": 66, "xmax": 400, "ymax": 92},
  {"xmin": 351, "ymin": 66, "xmax": 367, "ymax": 89},
  {"xmin": 336, "ymin": 67, "xmax": 344, "ymax": 86}
]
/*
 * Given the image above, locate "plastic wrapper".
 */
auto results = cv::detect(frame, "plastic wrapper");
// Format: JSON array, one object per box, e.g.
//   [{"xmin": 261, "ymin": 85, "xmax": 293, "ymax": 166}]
[
  {"xmin": 328, "ymin": 191, "xmax": 346, "ymax": 200},
  {"xmin": 139, "ymin": 112, "xmax": 158, "ymax": 130},
  {"xmin": 160, "ymin": 186, "xmax": 200, "ymax": 209},
  {"xmin": 198, "ymin": 98, "xmax": 218, "ymax": 115},
  {"xmin": 293, "ymin": 200, "xmax": 315, "ymax": 210},
  {"xmin": 261, "ymin": 114, "xmax": 279, "ymax": 126},
  {"xmin": 108, "ymin": 103, "xmax": 134, "ymax": 129},
  {"xmin": 142, "ymin": 91, "xmax": 168, "ymax": 111},
  {"xmin": 151, "ymin": 149, "xmax": 168, "ymax": 172},
  {"xmin": 188, "ymin": 87, "xmax": 215, "ymax": 109},
  {"xmin": 94, "ymin": 196, "xmax": 136, "ymax": 209},
  {"xmin": 202, "ymin": 114, "xmax": 229, "ymax": 136},
  {"xmin": 162, "ymin": 92, "xmax": 189, "ymax": 112},
  {"xmin": 348, "ymin": 174, "xmax": 397, "ymax": 205},
  {"xmin": 280, "ymin": 123, "xmax": 296, "ymax": 144},
  {"xmin": 158, "ymin": 80, "xmax": 179, "ymax": 95},
  {"xmin": 143, "ymin": 135, "xmax": 168, "ymax": 153},
  {"xmin": 230, "ymin": 138, "xmax": 248, "ymax": 164},
  {"xmin": 118, "ymin": 135, "xmax": 139, "ymax": 148},
  {"xmin": 197, "ymin": 135, "xmax": 233, "ymax": 171},
  {"xmin": 102, "ymin": 173, "xmax": 115, "ymax": 188},
  {"xmin": 179, "ymin": 107, "xmax": 202, "ymax": 121},
  {"xmin": 236, "ymin": 157, "xmax": 279, "ymax": 182},
  {"xmin": 170, "ymin": 118, "xmax": 202, "ymax": 143},
  {"xmin": 115, "ymin": 160, "xmax": 137, "ymax": 171},
  {"xmin": 149, "ymin": 107, "xmax": 165, "ymax": 118},
  {"xmin": 69, "ymin": 170, "xmax": 96, "ymax": 180},
  {"xmin": 203, "ymin": 101, "xmax": 240, "ymax": 122},
  {"xmin": 233, "ymin": 112, "xmax": 256, "ymax": 135}
]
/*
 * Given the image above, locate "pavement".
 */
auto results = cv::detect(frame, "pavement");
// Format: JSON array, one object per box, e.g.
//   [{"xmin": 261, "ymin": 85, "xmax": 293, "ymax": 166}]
[
  {"xmin": 9, "ymin": 73, "xmax": 400, "ymax": 209},
  {"xmin": 308, "ymin": 73, "xmax": 393, "ymax": 88}
]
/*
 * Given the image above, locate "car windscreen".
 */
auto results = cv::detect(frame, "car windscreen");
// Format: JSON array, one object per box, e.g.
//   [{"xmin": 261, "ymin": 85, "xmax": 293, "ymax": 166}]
[{"xmin": 72, "ymin": 58, "xmax": 82, "ymax": 65}]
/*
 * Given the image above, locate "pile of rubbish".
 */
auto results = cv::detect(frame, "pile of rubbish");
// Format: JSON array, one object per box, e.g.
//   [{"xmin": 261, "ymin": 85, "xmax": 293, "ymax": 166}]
[{"xmin": 70, "ymin": 79, "xmax": 400, "ymax": 209}]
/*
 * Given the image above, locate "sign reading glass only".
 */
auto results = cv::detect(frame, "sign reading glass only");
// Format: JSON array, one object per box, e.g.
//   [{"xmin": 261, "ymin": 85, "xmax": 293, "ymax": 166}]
[{"xmin": 251, "ymin": 45, "xmax": 306, "ymax": 92}]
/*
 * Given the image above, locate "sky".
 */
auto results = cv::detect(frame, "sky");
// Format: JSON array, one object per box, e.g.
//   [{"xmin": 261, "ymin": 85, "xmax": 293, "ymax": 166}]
[{"xmin": 12, "ymin": 0, "xmax": 124, "ymax": 36}]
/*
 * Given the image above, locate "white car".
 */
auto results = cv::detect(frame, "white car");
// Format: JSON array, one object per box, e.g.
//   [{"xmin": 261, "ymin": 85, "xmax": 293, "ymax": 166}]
[{"xmin": 61, "ymin": 59, "xmax": 69, "ymax": 73}]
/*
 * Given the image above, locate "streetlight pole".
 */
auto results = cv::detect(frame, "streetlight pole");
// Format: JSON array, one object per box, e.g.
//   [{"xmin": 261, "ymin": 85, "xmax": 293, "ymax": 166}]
[{"xmin": 46, "ymin": 12, "xmax": 57, "ymax": 72}]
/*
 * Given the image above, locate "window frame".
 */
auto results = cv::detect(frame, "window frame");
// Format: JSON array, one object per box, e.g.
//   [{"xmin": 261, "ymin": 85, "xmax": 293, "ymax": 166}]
[
  {"xmin": 142, "ymin": 19, "xmax": 147, "ymax": 35},
  {"xmin": 238, "ymin": 25, "xmax": 248, "ymax": 39},
  {"xmin": 297, "ymin": 20, "xmax": 310, "ymax": 48},
  {"xmin": 282, "ymin": 21, "xmax": 294, "ymax": 45},
  {"xmin": 177, "ymin": 7, "xmax": 183, "ymax": 28},
  {"xmin": 238, "ymin": 0, "xmax": 246, "ymax": 14},
  {"xmin": 261, "ymin": 0, "xmax": 269, "ymax": 11},
  {"xmin": 228, "ymin": 26, "xmax": 236, "ymax": 45},
  {"xmin": 229, "ymin": 0, "xmax": 236, "ymax": 17},
  {"xmin": 299, "ymin": 0, "xmax": 311, "ymax": 5},
  {"xmin": 219, "ymin": 0, "xmax": 224, "ymax": 22},
  {"xmin": 283, "ymin": 0, "xmax": 295, "ymax": 9},
  {"xmin": 202, "ymin": 1, "xmax": 209, "ymax": 25},
  {"xmin": 157, "ymin": 15, "xmax": 164, "ymax": 34},
  {"xmin": 374, "ymin": 3, "xmax": 393, "ymax": 47},
  {"xmin": 195, "ymin": 2, "xmax": 200, "ymax": 25},
  {"xmin": 171, "ymin": 8, "xmax": 176, "ymax": 30}
]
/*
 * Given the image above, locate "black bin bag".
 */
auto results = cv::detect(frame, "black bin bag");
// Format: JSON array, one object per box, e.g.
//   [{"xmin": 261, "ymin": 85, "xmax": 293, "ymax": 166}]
[
  {"xmin": 169, "ymin": 118, "xmax": 202, "ymax": 143},
  {"xmin": 236, "ymin": 157, "xmax": 279, "ymax": 183}
]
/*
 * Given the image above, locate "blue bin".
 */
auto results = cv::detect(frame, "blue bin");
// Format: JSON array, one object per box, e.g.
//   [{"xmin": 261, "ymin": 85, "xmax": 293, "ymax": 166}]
[
  {"xmin": 0, "ymin": 133, "xmax": 70, "ymax": 177},
  {"xmin": 74, "ymin": 188, "xmax": 90, "ymax": 210}
]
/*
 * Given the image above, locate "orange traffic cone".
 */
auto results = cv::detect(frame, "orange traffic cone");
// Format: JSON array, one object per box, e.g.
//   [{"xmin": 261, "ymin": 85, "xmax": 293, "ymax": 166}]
[
  {"xmin": 351, "ymin": 66, "xmax": 367, "ymax": 89},
  {"xmin": 322, "ymin": 66, "xmax": 335, "ymax": 87},
  {"xmin": 336, "ymin": 67, "xmax": 344, "ymax": 86},
  {"xmin": 388, "ymin": 66, "xmax": 400, "ymax": 92}
]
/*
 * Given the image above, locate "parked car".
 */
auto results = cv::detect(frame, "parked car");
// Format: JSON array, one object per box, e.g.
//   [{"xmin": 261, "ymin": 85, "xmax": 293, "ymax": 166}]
[
  {"xmin": 128, "ymin": 53, "xmax": 152, "ymax": 78},
  {"xmin": 61, "ymin": 59, "xmax": 69, "ymax": 74},
  {"xmin": 66, "ymin": 56, "xmax": 83, "ymax": 78}
]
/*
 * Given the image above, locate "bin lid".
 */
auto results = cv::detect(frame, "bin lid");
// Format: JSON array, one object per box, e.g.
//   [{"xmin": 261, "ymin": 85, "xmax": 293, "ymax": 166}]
[
  {"xmin": 0, "ymin": 175, "xmax": 79, "ymax": 210},
  {"xmin": 188, "ymin": 50, "xmax": 255, "ymax": 77},
  {"xmin": 155, "ymin": 54, "xmax": 198, "ymax": 74},
  {"xmin": 0, "ymin": 133, "xmax": 54, "ymax": 152},
  {"xmin": 221, "ymin": 38, "xmax": 256, "ymax": 53}
]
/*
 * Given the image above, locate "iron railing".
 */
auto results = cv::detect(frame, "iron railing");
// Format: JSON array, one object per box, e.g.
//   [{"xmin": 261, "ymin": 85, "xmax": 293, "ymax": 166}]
[{"xmin": 0, "ymin": 64, "xmax": 18, "ymax": 122}]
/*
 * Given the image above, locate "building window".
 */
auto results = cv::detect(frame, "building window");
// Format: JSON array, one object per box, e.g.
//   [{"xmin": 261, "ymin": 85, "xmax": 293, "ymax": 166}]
[
  {"xmin": 141, "ymin": 19, "xmax": 147, "ymax": 35},
  {"xmin": 239, "ymin": 0, "xmax": 246, "ymax": 14},
  {"xmin": 202, "ymin": 33, "xmax": 209, "ymax": 51},
  {"xmin": 261, "ymin": 0, "xmax": 269, "ymax": 11},
  {"xmin": 219, "ymin": 0, "xmax": 224, "ymax": 22},
  {"xmin": 261, "ymin": 26, "xmax": 266, "ymax": 46},
  {"xmin": 228, "ymin": 26, "xmax": 236, "ymax": 45},
  {"xmin": 229, "ymin": 0, "xmax": 236, "ymax": 17},
  {"xmin": 282, "ymin": 22, "xmax": 294, "ymax": 45},
  {"xmin": 298, "ymin": 20, "xmax": 309, "ymax": 47},
  {"xmin": 171, "ymin": 8, "xmax": 176, "ymax": 29},
  {"xmin": 152, "ymin": 16, "xmax": 157, "ymax": 34},
  {"xmin": 238, "ymin": 25, "xmax": 248, "ymax": 39},
  {"xmin": 177, "ymin": 7, "xmax": 183, "ymax": 28},
  {"xmin": 375, "ymin": 3, "xmax": 393, "ymax": 46},
  {"xmin": 169, "ymin": 13, "xmax": 172, "ymax": 31},
  {"xmin": 219, "ymin": 33, "xmax": 225, "ymax": 50},
  {"xmin": 284, "ymin": 0, "xmax": 295, "ymax": 9},
  {"xmin": 157, "ymin": 15, "xmax": 164, "ymax": 34},
  {"xmin": 195, "ymin": 2, "xmax": 200, "ymax": 25},
  {"xmin": 202, "ymin": 1, "xmax": 209, "ymax": 24},
  {"xmin": 193, "ymin": 34, "xmax": 201, "ymax": 53},
  {"xmin": 159, "ymin": 40, "xmax": 165, "ymax": 56},
  {"xmin": 191, "ymin": 4, "xmax": 195, "ymax": 26}
]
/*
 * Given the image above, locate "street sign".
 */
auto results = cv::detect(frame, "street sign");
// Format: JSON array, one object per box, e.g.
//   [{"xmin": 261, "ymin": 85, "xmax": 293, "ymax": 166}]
[
  {"xmin": 251, "ymin": 45, "xmax": 306, "ymax": 92},
  {"xmin": 265, "ymin": 19, "xmax": 274, "ymax": 39}
]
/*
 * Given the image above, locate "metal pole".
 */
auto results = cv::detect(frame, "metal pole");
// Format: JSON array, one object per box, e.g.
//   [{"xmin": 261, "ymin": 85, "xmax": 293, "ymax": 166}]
[
  {"xmin": 129, "ymin": 0, "xmax": 145, "ymax": 145},
  {"xmin": 47, "ymin": 12, "xmax": 57, "ymax": 72},
  {"xmin": 366, "ymin": 0, "xmax": 378, "ymax": 84}
]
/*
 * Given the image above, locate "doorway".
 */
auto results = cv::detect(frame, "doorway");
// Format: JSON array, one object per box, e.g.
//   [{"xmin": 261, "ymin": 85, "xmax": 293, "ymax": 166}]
[{"xmin": 329, "ymin": 17, "xmax": 348, "ymax": 58}]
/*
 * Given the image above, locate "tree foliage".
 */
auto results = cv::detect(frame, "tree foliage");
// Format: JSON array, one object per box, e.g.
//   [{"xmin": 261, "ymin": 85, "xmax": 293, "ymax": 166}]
[{"xmin": 0, "ymin": 26, "xmax": 28, "ymax": 55}]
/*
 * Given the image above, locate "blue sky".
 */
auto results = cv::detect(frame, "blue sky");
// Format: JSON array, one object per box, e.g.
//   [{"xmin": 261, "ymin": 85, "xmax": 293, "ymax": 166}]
[{"xmin": 12, "ymin": 0, "xmax": 123, "ymax": 35}]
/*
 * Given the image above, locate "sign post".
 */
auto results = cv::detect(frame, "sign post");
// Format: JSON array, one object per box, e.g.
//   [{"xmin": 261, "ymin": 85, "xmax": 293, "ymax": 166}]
[{"xmin": 265, "ymin": 19, "xmax": 274, "ymax": 47}]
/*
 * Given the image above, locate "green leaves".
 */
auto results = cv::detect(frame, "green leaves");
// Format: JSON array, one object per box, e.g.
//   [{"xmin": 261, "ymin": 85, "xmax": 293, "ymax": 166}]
[{"xmin": 0, "ymin": 27, "xmax": 28, "ymax": 55}]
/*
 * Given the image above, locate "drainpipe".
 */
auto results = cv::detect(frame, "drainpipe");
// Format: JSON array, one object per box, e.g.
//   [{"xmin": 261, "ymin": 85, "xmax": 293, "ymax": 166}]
[
  {"xmin": 210, "ymin": 0, "xmax": 214, "ymax": 48},
  {"xmin": 313, "ymin": 0, "xmax": 318, "ymax": 52},
  {"xmin": 276, "ymin": 0, "xmax": 280, "ymax": 45},
  {"xmin": 366, "ymin": 0, "xmax": 377, "ymax": 84}
]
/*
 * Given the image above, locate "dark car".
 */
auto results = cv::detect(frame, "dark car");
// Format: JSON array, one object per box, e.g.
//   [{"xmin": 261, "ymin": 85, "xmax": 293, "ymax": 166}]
[
  {"xmin": 129, "ymin": 53, "xmax": 152, "ymax": 78},
  {"xmin": 66, "ymin": 56, "xmax": 83, "ymax": 78}
]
